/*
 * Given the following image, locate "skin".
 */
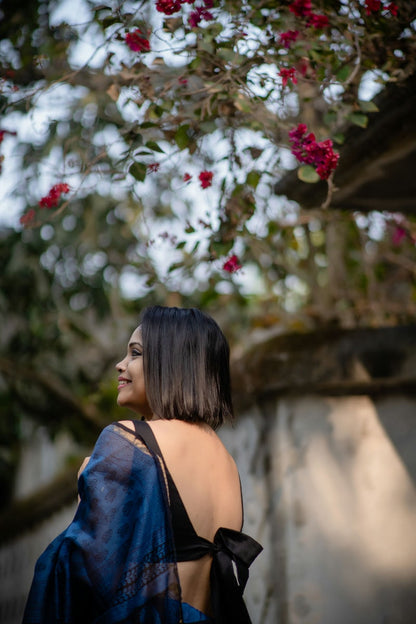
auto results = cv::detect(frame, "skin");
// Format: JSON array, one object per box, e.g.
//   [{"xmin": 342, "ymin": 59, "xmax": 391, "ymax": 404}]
[{"xmin": 80, "ymin": 325, "xmax": 243, "ymax": 615}]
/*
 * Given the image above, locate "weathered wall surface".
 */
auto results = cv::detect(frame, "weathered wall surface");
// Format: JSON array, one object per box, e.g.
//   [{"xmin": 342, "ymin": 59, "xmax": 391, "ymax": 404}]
[
  {"xmin": 223, "ymin": 395, "xmax": 416, "ymax": 624},
  {"xmin": 2, "ymin": 327, "xmax": 416, "ymax": 624}
]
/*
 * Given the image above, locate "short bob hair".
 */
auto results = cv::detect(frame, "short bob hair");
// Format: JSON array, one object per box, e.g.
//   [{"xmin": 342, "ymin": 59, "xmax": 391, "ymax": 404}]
[{"xmin": 140, "ymin": 306, "xmax": 233, "ymax": 429}]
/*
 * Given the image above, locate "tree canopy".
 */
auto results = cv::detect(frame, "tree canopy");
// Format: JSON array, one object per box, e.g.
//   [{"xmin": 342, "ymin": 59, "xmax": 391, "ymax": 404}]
[{"xmin": 1, "ymin": 0, "xmax": 416, "ymax": 503}]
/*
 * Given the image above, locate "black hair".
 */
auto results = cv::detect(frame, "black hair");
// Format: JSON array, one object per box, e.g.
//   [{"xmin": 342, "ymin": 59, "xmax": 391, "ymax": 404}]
[{"xmin": 140, "ymin": 306, "xmax": 233, "ymax": 429}]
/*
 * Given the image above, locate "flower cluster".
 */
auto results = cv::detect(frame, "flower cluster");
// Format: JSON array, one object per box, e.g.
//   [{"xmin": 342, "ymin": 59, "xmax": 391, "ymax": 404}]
[
  {"xmin": 125, "ymin": 30, "xmax": 150, "ymax": 53},
  {"xmin": 223, "ymin": 255, "xmax": 242, "ymax": 273},
  {"xmin": 279, "ymin": 30, "xmax": 300, "ymax": 49},
  {"xmin": 156, "ymin": 0, "xmax": 183, "ymax": 14},
  {"xmin": 189, "ymin": 0, "xmax": 214, "ymax": 28},
  {"xmin": 279, "ymin": 67, "xmax": 298, "ymax": 88},
  {"xmin": 39, "ymin": 183, "xmax": 70, "ymax": 209},
  {"xmin": 289, "ymin": 124, "xmax": 339, "ymax": 180},
  {"xmin": 289, "ymin": 0, "xmax": 329, "ymax": 29},
  {"xmin": 199, "ymin": 170, "xmax": 213, "ymax": 188},
  {"xmin": 156, "ymin": 0, "xmax": 214, "ymax": 27},
  {"xmin": 364, "ymin": 0, "xmax": 398, "ymax": 16}
]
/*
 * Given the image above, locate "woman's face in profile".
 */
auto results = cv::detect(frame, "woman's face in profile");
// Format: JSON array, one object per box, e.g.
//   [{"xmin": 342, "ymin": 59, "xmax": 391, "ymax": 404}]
[{"xmin": 115, "ymin": 326, "xmax": 152, "ymax": 417}]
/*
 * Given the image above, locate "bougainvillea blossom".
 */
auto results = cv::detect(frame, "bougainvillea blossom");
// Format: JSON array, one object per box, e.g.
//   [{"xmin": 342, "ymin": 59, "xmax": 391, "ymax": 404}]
[
  {"xmin": 199, "ymin": 170, "xmax": 213, "ymax": 188},
  {"xmin": 125, "ymin": 30, "xmax": 150, "ymax": 53},
  {"xmin": 39, "ymin": 183, "xmax": 70, "ymax": 209},
  {"xmin": 279, "ymin": 30, "xmax": 300, "ymax": 49},
  {"xmin": 189, "ymin": 7, "xmax": 213, "ymax": 28},
  {"xmin": 289, "ymin": 124, "xmax": 339, "ymax": 180},
  {"xmin": 392, "ymin": 226, "xmax": 407, "ymax": 246},
  {"xmin": 223, "ymin": 255, "xmax": 242, "ymax": 273},
  {"xmin": 386, "ymin": 2, "xmax": 398, "ymax": 15},
  {"xmin": 148, "ymin": 162, "xmax": 160, "ymax": 172},
  {"xmin": 156, "ymin": 0, "xmax": 182, "ymax": 14},
  {"xmin": 364, "ymin": 0, "xmax": 382, "ymax": 14},
  {"xmin": 289, "ymin": 0, "xmax": 312, "ymax": 18},
  {"xmin": 308, "ymin": 13, "xmax": 329, "ymax": 28},
  {"xmin": 183, "ymin": 172, "xmax": 192, "ymax": 182},
  {"xmin": 19, "ymin": 209, "xmax": 36, "ymax": 227},
  {"xmin": 279, "ymin": 67, "xmax": 298, "ymax": 88}
]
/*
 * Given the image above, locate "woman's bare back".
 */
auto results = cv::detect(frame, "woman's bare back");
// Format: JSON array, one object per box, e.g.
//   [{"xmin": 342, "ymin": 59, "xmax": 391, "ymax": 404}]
[{"xmin": 120, "ymin": 419, "xmax": 243, "ymax": 614}]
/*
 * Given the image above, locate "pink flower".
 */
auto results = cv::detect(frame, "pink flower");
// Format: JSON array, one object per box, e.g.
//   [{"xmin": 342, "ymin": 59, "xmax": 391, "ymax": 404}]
[
  {"xmin": 148, "ymin": 162, "xmax": 160, "ymax": 172},
  {"xmin": 223, "ymin": 255, "xmax": 242, "ymax": 273},
  {"xmin": 279, "ymin": 30, "xmax": 300, "ymax": 49},
  {"xmin": 183, "ymin": 172, "xmax": 192, "ymax": 182},
  {"xmin": 199, "ymin": 170, "xmax": 213, "ymax": 188},
  {"xmin": 364, "ymin": 0, "xmax": 381, "ymax": 15},
  {"xmin": 279, "ymin": 67, "xmax": 298, "ymax": 88},
  {"xmin": 289, "ymin": 0, "xmax": 312, "ymax": 18},
  {"xmin": 156, "ymin": 0, "xmax": 182, "ymax": 14},
  {"xmin": 178, "ymin": 76, "xmax": 188, "ymax": 85},
  {"xmin": 125, "ymin": 30, "xmax": 150, "ymax": 53},
  {"xmin": 188, "ymin": 7, "xmax": 213, "ymax": 28},
  {"xmin": 392, "ymin": 226, "xmax": 407, "ymax": 245},
  {"xmin": 308, "ymin": 13, "xmax": 329, "ymax": 28},
  {"xmin": 289, "ymin": 124, "xmax": 339, "ymax": 180},
  {"xmin": 386, "ymin": 2, "xmax": 398, "ymax": 16},
  {"xmin": 39, "ymin": 183, "xmax": 70, "ymax": 209},
  {"xmin": 19, "ymin": 209, "xmax": 36, "ymax": 227}
]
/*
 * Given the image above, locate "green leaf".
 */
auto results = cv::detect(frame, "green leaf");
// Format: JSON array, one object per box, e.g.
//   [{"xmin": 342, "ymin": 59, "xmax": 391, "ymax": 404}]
[
  {"xmin": 246, "ymin": 170, "xmax": 261, "ymax": 189},
  {"xmin": 129, "ymin": 162, "xmax": 147, "ymax": 182},
  {"xmin": 349, "ymin": 112, "xmax": 368, "ymax": 128},
  {"xmin": 175, "ymin": 125, "xmax": 190, "ymax": 150},
  {"xmin": 298, "ymin": 165, "xmax": 320, "ymax": 184},
  {"xmin": 185, "ymin": 224, "xmax": 195, "ymax": 234},
  {"xmin": 359, "ymin": 100, "xmax": 379, "ymax": 113},
  {"xmin": 333, "ymin": 132, "xmax": 345, "ymax": 145},
  {"xmin": 336, "ymin": 65, "xmax": 352, "ymax": 82},
  {"xmin": 145, "ymin": 140, "xmax": 165, "ymax": 153},
  {"xmin": 176, "ymin": 241, "xmax": 186, "ymax": 250}
]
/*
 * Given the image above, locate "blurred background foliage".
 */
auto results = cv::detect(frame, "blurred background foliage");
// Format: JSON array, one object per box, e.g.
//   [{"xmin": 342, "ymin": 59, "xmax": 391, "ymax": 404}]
[{"xmin": 1, "ymin": 0, "xmax": 416, "ymax": 506}]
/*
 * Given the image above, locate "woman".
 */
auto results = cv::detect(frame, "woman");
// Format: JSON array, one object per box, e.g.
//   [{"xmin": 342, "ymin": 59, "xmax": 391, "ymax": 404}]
[{"xmin": 23, "ymin": 306, "xmax": 262, "ymax": 624}]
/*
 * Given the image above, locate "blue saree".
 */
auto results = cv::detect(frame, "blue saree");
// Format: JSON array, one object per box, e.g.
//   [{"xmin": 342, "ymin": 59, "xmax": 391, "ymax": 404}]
[{"xmin": 23, "ymin": 423, "xmax": 261, "ymax": 624}]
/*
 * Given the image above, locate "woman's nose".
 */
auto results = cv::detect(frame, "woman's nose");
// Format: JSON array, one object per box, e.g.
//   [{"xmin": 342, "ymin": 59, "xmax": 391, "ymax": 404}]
[{"xmin": 116, "ymin": 357, "xmax": 126, "ymax": 371}]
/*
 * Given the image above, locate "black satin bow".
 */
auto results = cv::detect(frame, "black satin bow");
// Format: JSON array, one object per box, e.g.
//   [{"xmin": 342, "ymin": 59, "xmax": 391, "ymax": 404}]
[{"xmin": 209, "ymin": 527, "xmax": 263, "ymax": 624}]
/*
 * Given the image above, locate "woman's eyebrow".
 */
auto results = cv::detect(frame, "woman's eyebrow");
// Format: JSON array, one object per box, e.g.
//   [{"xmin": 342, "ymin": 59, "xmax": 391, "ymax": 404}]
[{"xmin": 129, "ymin": 341, "xmax": 143, "ymax": 349}]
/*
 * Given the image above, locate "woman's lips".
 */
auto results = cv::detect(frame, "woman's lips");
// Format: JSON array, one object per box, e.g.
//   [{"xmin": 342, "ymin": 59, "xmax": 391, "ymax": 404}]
[{"xmin": 117, "ymin": 378, "xmax": 131, "ymax": 391}]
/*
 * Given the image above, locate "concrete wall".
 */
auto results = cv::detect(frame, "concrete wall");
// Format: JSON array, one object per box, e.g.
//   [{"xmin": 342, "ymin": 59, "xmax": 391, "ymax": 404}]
[
  {"xmin": 223, "ymin": 394, "xmax": 416, "ymax": 624},
  {"xmin": 2, "ymin": 393, "xmax": 416, "ymax": 624}
]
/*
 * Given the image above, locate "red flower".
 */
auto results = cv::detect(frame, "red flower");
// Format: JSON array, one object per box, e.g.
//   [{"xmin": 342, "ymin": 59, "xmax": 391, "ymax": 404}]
[
  {"xmin": 199, "ymin": 170, "xmax": 213, "ymax": 188},
  {"xmin": 308, "ymin": 13, "xmax": 329, "ymax": 28},
  {"xmin": 39, "ymin": 183, "xmax": 70, "ymax": 209},
  {"xmin": 188, "ymin": 7, "xmax": 213, "ymax": 28},
  {"xmin": 364, "ymin": 0, "xmax": 381, "ymax": 15},
  {"xmin": 125, "ymin": 30, "xmax": 150, "ymax": 53},
  {"xmin": 19, "ymin": 209, "xmax": 36, "ymax": 227},
  {"xmin": 183, "ymin": 172, "xmax": 192, "ymax": 182},
  {"xmin": 223, "ymin": 255, "xmax": 242, "ymax": 273},
  {"xmin": 289, "ymin": 124, "xmax": 339, "ymax": 180},
  {"xmin": 392, "ymin": 226, "xmax": 406, "ymax": 245},
  {"xmin": 386, "ymin": 2, "xmax": 398, "ymax": 16},
  {"xmin": 279, "ymin": 67, "xmax": 298, "ymax": 88},
  {"xmin": 279, "ymin": 30, "xmax": 300, "ymax": 49},
  {"xmin": 289, "ymin": 0, "xmax": 312, "ymax": 18},
  {"xmin": 178, "ymin": 76, "xmax": 188, "ymax": 85},
  {"xmin": 148, "ymin": 162, "xmax": 160, "ymax": 172},
  {"xmin": 0, "ymin": 128, "xmax": 17, "ymax": 144},
  {"xmin": 156, "ymin": 0, "xmax": 182, "ymax": 14}
]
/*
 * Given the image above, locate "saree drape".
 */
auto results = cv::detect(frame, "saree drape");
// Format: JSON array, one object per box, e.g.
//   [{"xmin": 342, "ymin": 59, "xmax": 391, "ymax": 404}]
[{"xmin": 23, "ymin": 423, "xmax": 183, "ymax": 624}]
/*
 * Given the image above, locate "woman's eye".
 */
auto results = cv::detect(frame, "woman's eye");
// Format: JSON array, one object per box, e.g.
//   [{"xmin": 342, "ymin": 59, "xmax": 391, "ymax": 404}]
[{"xmin": 131, "ymin": 349, "xmax": 142, "ymax": 357}]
